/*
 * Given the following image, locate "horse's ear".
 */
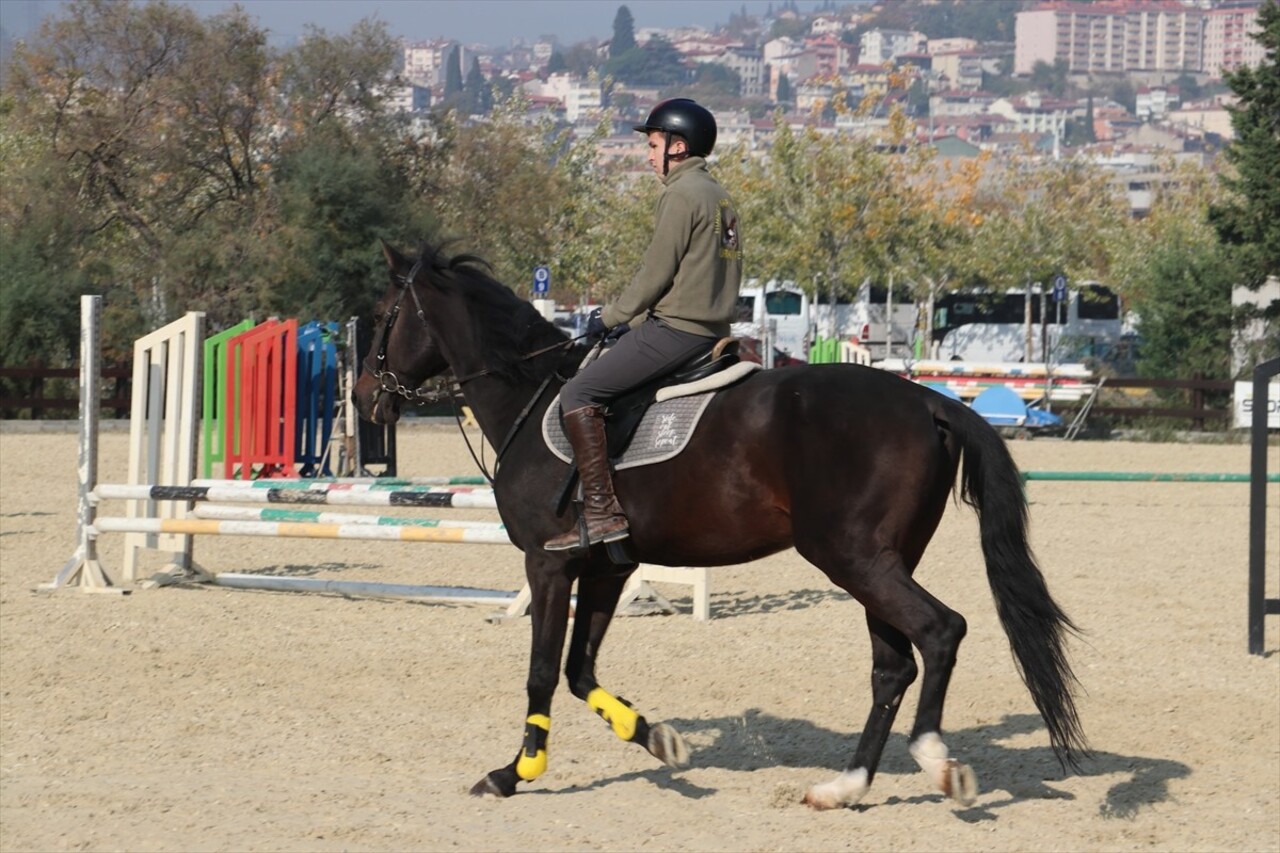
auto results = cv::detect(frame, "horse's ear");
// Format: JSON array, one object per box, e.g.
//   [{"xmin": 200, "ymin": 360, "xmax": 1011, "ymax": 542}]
[{"xmin": 380, "ymin": 238, "xmax": 408, "ymax": 274}]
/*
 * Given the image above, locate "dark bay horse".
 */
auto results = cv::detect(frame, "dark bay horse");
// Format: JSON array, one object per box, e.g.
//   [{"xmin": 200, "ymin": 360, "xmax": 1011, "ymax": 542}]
[{"xmin": 352, "ymin": 240, "xmax": 1088, "ymax": 808}]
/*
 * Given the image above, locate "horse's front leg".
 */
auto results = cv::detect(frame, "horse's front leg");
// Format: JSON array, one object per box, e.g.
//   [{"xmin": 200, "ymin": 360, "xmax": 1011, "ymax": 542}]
[
  {"xmin": 565, "ymin": 568, "xmax": 689, "ymax": 769},
  {"xmin": 470, "ymin": 557, "xmax": 574, "ymax": 798}
]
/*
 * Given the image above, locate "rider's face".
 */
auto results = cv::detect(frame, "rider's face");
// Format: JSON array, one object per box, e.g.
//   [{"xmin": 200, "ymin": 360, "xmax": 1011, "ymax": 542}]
[{"xmin": 646, "ymin": 131, "xmax": 687, "ymax": 177}]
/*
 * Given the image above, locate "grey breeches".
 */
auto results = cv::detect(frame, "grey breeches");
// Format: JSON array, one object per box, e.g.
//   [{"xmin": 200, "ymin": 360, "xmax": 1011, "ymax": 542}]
[{"xmin": 559, "ymin": 318, "xmax": 717, "ymax": 412}]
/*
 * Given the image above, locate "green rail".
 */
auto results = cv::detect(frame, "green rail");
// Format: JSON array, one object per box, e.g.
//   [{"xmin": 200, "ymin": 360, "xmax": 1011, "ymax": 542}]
[{"xmin": 1022, "ymin": 471, "xmax": 1279, "ymax": 483}]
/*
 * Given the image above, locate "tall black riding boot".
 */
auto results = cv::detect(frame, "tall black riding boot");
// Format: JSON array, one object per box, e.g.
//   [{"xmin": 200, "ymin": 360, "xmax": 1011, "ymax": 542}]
[{"xmin": 545, "ymin": 405, "xmax": 630, "ymax": 551}]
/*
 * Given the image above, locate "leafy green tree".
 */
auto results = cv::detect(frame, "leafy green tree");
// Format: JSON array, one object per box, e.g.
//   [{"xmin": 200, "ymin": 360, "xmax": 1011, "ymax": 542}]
[
  {"xmin": 1030, "ymin": 59, "xmax": 1070, "ymax": 97},
  {"xmin": 605, "ymin": 35, "xmax": 688, "ymax": 87},
  {"xmin": 3, "ymin": 0, "xmax": 277, "ymax": 342},
  {"xmin": 970, "ymin": 153, "xmax": 1129, "ymax": 360},
  {"xmin": 1131, "ymin": 242, "xmax": 1235, "ymax": 381},
  {"xmin": 775, "ymin": 71, "xmax": 792, "ymax": 106},
  {"xmin": 277, "ymin": 19, "xmax": 397, "ymax": 130},
  {"xmin": 559, "ymin": 43, "xmax": 601, "ymax": 77},
  {"xmin": 610, "ymin": 5, "xmax": 636, "ymax": 58},
  {"xmin": 908, "ymin": 0, "xmax": 1022, "ymax": 41},
  {"xmin": 1210, "ymin": 0, "xmax": 1280, "ymax": 295},
  {"xmin": 1, "ymin": 0, "xmax": 412, "ymax": 363},
  {"xmin": 667, "ymin": 63, "xmax": 742, "ymax": 108},
  {"xmin": 462, "ymin": 57, "xmax": 493, "ymax": 115},
  {"xmin": 443, "ymin": 45, "xmax": 464, "ymax": 103}
]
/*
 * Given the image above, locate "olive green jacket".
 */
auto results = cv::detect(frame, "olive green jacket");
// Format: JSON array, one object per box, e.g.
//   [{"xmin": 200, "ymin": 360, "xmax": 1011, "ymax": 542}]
[{"xmin": 602, "ymin": 157, "xmax": 743, "ymax": 338}]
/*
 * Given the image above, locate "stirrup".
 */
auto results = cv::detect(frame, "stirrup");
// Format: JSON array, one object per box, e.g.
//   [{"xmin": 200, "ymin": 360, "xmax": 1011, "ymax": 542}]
[{"xmin": 544, "ymin": 509, "xmax": 630, "ymax": 552}]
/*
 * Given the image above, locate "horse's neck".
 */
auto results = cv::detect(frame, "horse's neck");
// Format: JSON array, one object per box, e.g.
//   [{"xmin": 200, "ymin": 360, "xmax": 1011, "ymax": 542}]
[{"xmin": 463, "ymin": 375, "xmax": 555, "ymax": 454}]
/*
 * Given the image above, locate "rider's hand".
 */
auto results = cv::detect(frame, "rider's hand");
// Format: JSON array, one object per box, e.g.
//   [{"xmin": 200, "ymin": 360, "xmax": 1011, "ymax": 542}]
[
  {"xmin": 585, "ymin": 307, "xmax": 609, "ymax": 341},
  {"xmin": 605, "ymin": 322, "xmax": 631, "ymax": 342}
]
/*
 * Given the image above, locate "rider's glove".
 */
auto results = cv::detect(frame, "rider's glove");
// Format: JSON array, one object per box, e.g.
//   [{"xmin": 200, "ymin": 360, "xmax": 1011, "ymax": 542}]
[{"xmin": 585, "ymin": 307, "xmax": 609, "ymax": 341}]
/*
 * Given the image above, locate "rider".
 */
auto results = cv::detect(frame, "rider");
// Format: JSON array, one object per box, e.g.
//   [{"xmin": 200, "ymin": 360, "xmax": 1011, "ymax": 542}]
[{"xmin": 545, "ymin": 98, "xmax": 744, "ymax": 552}]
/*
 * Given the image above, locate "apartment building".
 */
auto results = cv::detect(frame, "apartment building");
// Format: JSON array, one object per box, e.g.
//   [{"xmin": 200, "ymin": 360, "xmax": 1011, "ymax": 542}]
[
  {"xmin": 859, "ymin": 29, "xmax": 926, "ymax": 65},
  {"xmin": 1014, "ymin": 2, "xmax": 1203, "ymax": 75},
  {"xmin": 806, "ymin": 35, "xmax": 853, "ymax": 78},
  {"xmin": 931, "ymin": 51, "xmax": 985, "ymax": 91},
  {"xmin": 1202, "ymin": 3, "xmax": 1266, "ymax": 79},
  {"xmin": 989, "ymin": 92, "xmax": 1082, "ymax": 137},
  {"xmin": 721, "ymin": 46, "xmax": 766, "ymax": 99},
  {"xmin": 1135, "ymin": 84, "xmax": 1180, "ymax": 120},
  {"xmin": 402, "ymin": 39, "xmax": 462, "ymax": 87}
]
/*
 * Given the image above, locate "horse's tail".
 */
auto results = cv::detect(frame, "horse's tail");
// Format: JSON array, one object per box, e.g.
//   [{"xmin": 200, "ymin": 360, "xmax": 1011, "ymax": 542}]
[{"xmin": 940, "ymin": 397, "xmax": 1089, "ymax": 772}]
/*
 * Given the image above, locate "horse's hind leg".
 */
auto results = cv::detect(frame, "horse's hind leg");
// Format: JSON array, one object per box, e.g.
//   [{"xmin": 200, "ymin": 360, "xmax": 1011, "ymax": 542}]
[
  {"xmin": 802, "ymin": 547, "xmax": 975, "ymax": 809},
  {"xmin": 470, "ymin": 561, "xmax": 574, "ymax": 798},
  {"xmin": 803, "ymin": 616, "xmax": 915, "ymax": 809},
  {"xmin": 565, "ymin": 570, "xmax": 689, "ymax": 769}
]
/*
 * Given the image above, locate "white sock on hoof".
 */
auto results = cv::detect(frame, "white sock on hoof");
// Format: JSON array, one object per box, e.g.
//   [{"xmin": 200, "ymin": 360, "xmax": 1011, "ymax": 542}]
[
  {"xmin": 909, "ymin": 732, "xmax": 951, "ymax": 789},
  {"xmin": 804, "ymin": 769, "xmax": 868, "ymax": 810}
]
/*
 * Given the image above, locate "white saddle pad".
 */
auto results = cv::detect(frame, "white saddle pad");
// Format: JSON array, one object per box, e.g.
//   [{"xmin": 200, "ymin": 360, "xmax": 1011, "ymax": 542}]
[{"xmin": 542, "ymin": 362, "xmax": 759, "ymax": 471}]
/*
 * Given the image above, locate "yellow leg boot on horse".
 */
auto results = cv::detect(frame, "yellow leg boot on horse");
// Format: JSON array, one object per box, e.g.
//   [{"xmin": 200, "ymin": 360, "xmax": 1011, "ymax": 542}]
[{"xmin": 545, "ymin": 406, "xmax": 630, "ymax": 551}]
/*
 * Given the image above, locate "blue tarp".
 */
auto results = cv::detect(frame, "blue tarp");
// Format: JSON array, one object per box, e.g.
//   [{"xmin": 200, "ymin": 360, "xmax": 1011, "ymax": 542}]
[{"xmin": 971, "ymin": 385, "xmax": 1063, "ymax": 429}]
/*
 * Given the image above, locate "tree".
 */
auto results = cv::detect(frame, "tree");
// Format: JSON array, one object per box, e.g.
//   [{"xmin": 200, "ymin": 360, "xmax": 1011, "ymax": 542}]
[
  {"xmin": 1030, "ymin": 59, "xmax": 1070, "ymax": 97},
  {"xmin": 1209, "ymin": 0, "xmax": 1280, "ymax": 295},
  {"xmin": 969, "ymin": 152, "xmax": 1129, "ymax": 361},
  {"xmin": 610, "ymin": 5, "xmax": 636, "ymax": 58},
  {"xmin": 1, "ymin": 0, "xmax": 412, "ymax": 361},
  {"xmin": 1131, "ymin": 242, "xmax": 1235, "ymax": 381},
  {"xmin": 667, "ymin": 63, "xmax": 742, "ymax": 108},
  {"xmin": 1109, "ymin": 161, "xmax": 1237, "ymax": 380},
  {"xmin": 775, "ymin": 71, "xmax": 792, "ymax": 105},
  {"xmin": 3, "ymin": 0, "xmax": 279, "ymax": 337},
  {"xmin": 605, "ymin": 35, "xmax": 688, "ymax": 87},
  {"xmin": 277, "ymin": 19, "xmax": 398, "ymax": 130},
  {"xmin": 443, "ymin": 45, "xmax": 464, "ymax": 103},
  {"xmin": 462, "ymin": 57, "xmax": 492, "ymax": 115}
]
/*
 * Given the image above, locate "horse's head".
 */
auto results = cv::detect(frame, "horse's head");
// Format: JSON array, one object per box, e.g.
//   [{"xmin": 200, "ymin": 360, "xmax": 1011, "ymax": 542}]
[
  {"xmin": 351, "ymin": 240, "xmax": 450, "ymax": 425},
  {"xmin": 353, "ymin": 238, "xmax": 575, "ymax": 426}
]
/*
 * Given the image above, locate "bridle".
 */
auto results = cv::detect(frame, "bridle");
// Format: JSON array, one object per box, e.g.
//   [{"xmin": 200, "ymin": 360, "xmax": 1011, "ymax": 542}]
[
  {"xmin": 363, "ymin": 263, "xmax": 593, "ymax": 484},
  {"xmin": 364, "ymin": 259, "xmax": 451, "ymax": 404}
]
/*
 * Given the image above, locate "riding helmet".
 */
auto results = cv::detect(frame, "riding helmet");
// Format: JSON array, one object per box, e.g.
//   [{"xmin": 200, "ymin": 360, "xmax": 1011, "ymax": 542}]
[{"xmin": 632, "ymin": 98, "xmax": 717, "ymax": 157}]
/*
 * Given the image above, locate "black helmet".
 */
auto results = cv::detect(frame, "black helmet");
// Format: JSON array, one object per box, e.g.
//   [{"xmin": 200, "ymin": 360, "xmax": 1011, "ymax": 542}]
[{"xmin": 632, "ymin": 98, "xmax": 717, "ymax": 157}]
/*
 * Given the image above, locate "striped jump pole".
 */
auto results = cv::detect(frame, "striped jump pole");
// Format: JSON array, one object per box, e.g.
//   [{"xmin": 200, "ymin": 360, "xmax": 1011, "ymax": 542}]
[
  {"xmin": 193, "ymin": 504, "xmax": 509, "ymax": 536},
  {"xmin": 92, "ymin": 517, "xmax": 511, "ymax": 544},
  {"xmin": 191, "ymin": 476, "xmax": 489, "ymax": 488},
  {"xmin": 93, "ymin": 484, "xmax": 497, "ymax": 509}
]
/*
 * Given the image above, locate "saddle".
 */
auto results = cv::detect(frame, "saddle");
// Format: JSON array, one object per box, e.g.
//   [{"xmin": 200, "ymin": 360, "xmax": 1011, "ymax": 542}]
[
  {"xmin": 598, "ymin": 337, "xmax": 741, "ymax": 458},
  {"xmin": 543, "ymin": 337, "xmax": 759, "ymax": 567},
  {"xmin": 543, "ymin": 337, "xmax": 757, "ymax": 511}
]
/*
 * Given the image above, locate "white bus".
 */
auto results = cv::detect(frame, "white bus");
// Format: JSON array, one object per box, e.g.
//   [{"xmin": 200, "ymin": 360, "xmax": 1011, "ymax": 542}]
[
  {"xmin": 930, "ymin": 283, "xmax": 1124, "ymax": 364},
  {"xmin": 734, "ymin": 279, "xmax": 927, "ymax": 362},
  {"xmin": 732, "ymin": 280, "xmax": 812, "ymax": 362}
]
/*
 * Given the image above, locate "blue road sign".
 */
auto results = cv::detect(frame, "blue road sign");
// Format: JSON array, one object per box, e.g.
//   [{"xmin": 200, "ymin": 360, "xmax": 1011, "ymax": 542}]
[
  {"xmin": 1052, "ymin": 274, "xmax": 1067, "ymax": 302},
  {"xmin": 533, "ymin": 265, "xmax": 550, "ymax": 294}
]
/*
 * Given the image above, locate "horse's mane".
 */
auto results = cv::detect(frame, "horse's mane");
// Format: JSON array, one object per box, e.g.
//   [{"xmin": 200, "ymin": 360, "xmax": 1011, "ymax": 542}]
[{"xmin": 414, "ymin": 241, "xmax": 574, "ymax": 383}]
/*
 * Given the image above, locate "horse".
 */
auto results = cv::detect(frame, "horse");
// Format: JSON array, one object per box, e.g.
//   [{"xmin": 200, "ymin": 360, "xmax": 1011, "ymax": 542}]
[{"xmin": 352, "ymin": 239, "xmax": 1088, "ymax": 809}]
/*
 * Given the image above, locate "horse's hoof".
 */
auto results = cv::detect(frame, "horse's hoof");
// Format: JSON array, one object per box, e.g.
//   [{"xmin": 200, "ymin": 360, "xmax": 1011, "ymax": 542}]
[
  {"xmin": 942, "ymin": 759, "xmax": 978, "ymax": 806},
  {"xmin": 647, "ymin": 722, "xmax": 690, "ymax": 769},
  {"xmin": 469, "ymin": 770, "xmax": 518, "ymax": 798},
  {"xmin": 803, "ymin": 770, "xmax": 868, "ymax": 810},
  {"xmin": 802, "ymin": 789, "xmax": 839, "ymax": 810}
]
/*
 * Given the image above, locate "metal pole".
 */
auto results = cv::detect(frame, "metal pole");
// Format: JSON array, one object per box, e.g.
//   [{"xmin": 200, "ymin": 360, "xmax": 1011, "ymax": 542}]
[
  {"xmin": 1248, "ymin": 357, "xmax": 1279, "ymax": 655},
  {"xmin": 46, "ymin": 296, "xmax": 113, "ymax": 590}
]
